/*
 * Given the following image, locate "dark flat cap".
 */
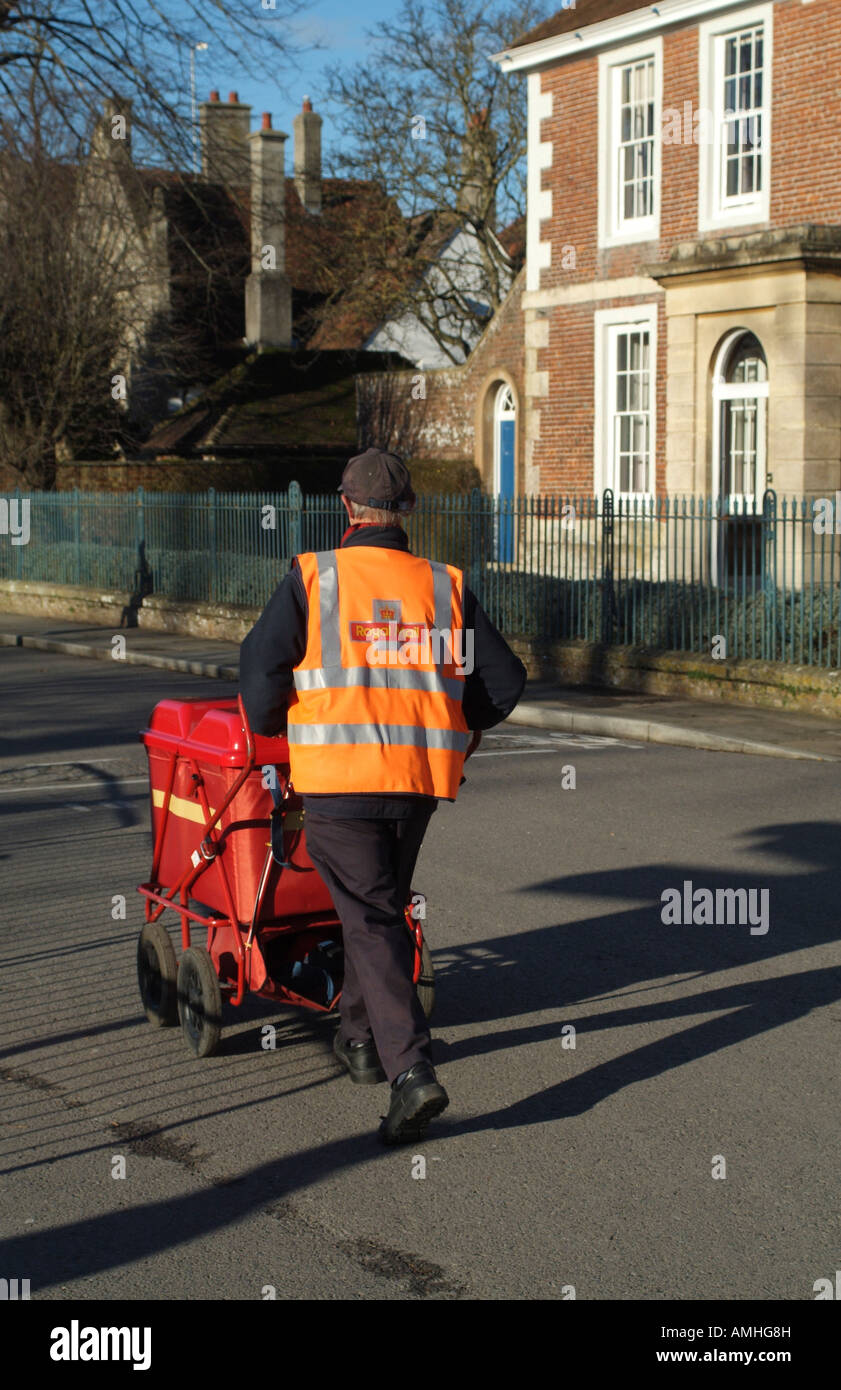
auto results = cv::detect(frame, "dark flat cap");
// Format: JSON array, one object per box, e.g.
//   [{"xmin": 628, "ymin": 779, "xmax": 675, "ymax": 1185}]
[{"xmin": 338, "ymin": 448, "xmax": 415, "ymax": 510}]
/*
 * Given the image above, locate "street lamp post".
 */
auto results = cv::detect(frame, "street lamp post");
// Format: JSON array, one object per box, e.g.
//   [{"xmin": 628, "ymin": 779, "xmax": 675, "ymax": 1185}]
[{"xmin": 190, "ymin": 41, "xmax": 209, "ymax": 174}]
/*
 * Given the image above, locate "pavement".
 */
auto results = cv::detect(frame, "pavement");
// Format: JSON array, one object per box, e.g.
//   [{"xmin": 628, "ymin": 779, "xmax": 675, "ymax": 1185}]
[{"xmin": 2, "ymin": 608, "xmax": 841, "ymax": 762}]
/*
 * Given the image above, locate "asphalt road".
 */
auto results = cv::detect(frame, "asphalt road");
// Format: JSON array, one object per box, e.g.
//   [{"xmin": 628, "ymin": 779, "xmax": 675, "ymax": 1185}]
[{"xmin": 1, "ymin": 647, "xmax": 839, "ymax": 1301}]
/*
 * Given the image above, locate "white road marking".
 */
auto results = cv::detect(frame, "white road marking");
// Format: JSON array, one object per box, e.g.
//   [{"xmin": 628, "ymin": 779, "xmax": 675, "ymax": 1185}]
[
  {"xmin": 476, "ymin": 738, "xmax": 643, "ymax": 754},
  {"xmin": 0, "ymin": 777, "xmax": 149, "ymax": 795},
  {"xmin": 474, "ymin": 748, "xmax": 567, "ymax": 758},
  {"xmin": 1, "ymin": 758, "xmax": 123, "ymax": 768},
  {"xmin": 485, "ymin": 731, "xmax": 643, "ymax": 749}
]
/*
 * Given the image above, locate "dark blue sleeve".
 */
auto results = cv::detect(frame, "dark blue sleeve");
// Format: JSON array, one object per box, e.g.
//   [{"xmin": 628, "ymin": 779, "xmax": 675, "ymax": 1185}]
[
  {"xmin": 460, "ymin": 586, "xmax": 528, "ymax": 730},
  {"xmin": 239, "ymin": 563, "xmax": 307, "ymax": 735}
]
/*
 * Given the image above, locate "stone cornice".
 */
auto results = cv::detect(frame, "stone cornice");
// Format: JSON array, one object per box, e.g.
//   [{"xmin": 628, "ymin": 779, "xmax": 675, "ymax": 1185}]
[{"xmin": 645, "ymin": 225, "xmax": 841, "ymax": 282}]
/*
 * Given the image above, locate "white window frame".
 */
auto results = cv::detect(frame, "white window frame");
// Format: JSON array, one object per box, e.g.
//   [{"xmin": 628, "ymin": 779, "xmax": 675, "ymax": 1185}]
[
  {"xmin": 598, "ymin": 36, "xmax": 663, "ymax": 249},
  {"xmin": 698, "ymin": 2, "xmax": 772, "ymax": 233},
  {"xmin": 711, "ymin": 328, "xmax": 769, "ymax": 512},
  {"xmin": 594, "ymin": 302, "xmax": 658, "ymax": 502},
  {"xmin": 492, "ymin": 382, "xmax": 517, "ymax": 498}
]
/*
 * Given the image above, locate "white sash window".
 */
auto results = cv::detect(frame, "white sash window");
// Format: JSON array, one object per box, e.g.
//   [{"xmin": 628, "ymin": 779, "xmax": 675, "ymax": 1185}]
[
  {"xmin": 699, "ymin": 3, "xmax": 772, "ymax": 231},
  {"xmin": 594, "ymin": 304, "xmax": 658, "ymax": 501},
  {"xmin": 598, "ymin": 38, "xmax": 662, "ymax": 248}
]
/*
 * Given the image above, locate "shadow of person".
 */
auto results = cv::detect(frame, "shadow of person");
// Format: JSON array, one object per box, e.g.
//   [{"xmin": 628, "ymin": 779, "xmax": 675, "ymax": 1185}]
[
  {"xmin": 121, "ymin": 538, "xmax": 154, "ymax": 629},
  {"xmin": 439, "ymin": 962, "xmax": 841, "ymax": 1133},
  {"xmin": 432, "ymin": 819, "xmax": 841, "ymax": 1025},
  {"xmin": 427, "ymin": 819, "xmax": 841, "ymax": 1130},
  {"xmin": 0, "ymin": 1126, "xmax": 390, "ymax": 1290}
]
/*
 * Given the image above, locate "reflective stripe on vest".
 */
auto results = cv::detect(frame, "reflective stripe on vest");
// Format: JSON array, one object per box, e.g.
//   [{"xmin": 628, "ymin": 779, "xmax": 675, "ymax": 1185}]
[
  {"xmin": 293, "ymin": 665, "xmax": 466, "ymax": 700},
  {"xmin": 287, "ymin": 723, "xmax": 471, "ymax": 750},
  {"xmin": 315, "ymin": 550, "xmax": 342, "ymax": 669},
  {"xmin": 287, "ymin": 547, "xmax": 469, "ymax": 799}
]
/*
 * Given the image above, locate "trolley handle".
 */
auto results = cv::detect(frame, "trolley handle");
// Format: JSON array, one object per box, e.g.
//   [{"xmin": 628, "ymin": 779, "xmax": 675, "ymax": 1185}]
[
  {"xmin": 186, "ymin": 695, "xmax": 258, "ymax": 858},
  {"xmin": 237, "ymin": 693, "xmax": 257, "ymax": 769}
]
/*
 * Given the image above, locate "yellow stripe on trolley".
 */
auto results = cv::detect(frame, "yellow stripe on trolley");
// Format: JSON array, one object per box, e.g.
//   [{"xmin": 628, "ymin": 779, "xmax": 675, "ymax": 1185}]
[{"xmin": 152, "ymin": 787, "xmax": 217, "ymax": 823}]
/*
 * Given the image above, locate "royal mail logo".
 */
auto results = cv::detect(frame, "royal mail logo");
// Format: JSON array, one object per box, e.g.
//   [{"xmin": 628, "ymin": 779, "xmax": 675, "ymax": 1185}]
[
  {"xmin": 349, "ymin": 599, "xmax": 430, "ymax": 647},
  {"xmin": 347, "ymin": 597, "xmax": 474, "ymax": 673},
  {"xmin": 350, "ymin": 620, "xmax": 429, "ymax": 643}
]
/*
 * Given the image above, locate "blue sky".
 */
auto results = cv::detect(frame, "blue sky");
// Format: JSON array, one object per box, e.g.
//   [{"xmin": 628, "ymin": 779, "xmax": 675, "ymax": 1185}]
[{"xmin": 189, "ymin": 0, "xmax": 404, "ymax": 165}]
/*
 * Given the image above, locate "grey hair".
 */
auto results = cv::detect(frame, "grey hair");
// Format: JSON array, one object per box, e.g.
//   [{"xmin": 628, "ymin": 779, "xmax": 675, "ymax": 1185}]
[{"xmin": 348, "ymin": 498, "xmax": 404, "ymax": 526}]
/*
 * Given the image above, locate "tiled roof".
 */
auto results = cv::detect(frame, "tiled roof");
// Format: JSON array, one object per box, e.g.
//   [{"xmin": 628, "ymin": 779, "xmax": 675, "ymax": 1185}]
[
  {"xmin": 511, "ymin": 0, "xmax": 647, "ymax": 49},
  {"xmin": 140, "ymin": 349, "xmax": 381, "ymax": 456},
  {"xmin": 498, "ymin": 214, "xmax": 526, "ymax": 265},
  {"xmin": 308, "ymin": 206, "xmax": 524, "ymax": 350}
]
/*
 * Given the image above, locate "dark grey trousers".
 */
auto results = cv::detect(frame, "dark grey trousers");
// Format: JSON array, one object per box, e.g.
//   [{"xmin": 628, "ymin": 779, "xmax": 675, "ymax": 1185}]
[{"xmin": 304, "ymin": 807, "xmax": 435, "ymax": 1083}]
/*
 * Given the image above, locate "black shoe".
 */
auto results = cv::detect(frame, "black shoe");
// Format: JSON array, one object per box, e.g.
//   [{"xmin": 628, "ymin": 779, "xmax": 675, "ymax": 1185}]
[
  {"xmin": 333, "ymin": 1028, "xmax": 386, "ymax": 1085},
  {"xmin": 379, "ymin": 1062, "xmax": 449, "ymax": 1145}
]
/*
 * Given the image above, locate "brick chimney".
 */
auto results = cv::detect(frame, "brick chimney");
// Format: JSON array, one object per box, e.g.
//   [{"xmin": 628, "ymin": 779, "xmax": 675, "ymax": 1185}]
[
  {"xmin": 293, "ymin": 96, "xmax": 322, "ymax": 215},
  {"xmin": 457, "ymin": 107, "xmax": 496, "ymax": 228},
  {"xmin": 245, "ymin": 114, "xmax": 292, "ymax": 349},
  {"xmin": 199, "ymin": 89, "xmax": 252, "ymax": 187}
]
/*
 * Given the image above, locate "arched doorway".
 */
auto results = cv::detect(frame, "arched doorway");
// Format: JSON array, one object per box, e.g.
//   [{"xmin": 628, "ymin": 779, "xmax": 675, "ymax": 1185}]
[
  {"xmin": 713, "ymin": 330, "xmax": 768, "ymax": 507},
  {"xmin": 712, "ymin": 330, "xmax": 768, "ymax": 587},
  {"xmin": 493, "ymin": 382, "xmax": 516, "ymax": 562}
]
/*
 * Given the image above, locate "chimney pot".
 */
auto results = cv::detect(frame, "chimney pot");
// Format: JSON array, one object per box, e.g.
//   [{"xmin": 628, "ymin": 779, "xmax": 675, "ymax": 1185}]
[
  {"xmin": 209, "ymin": 89, "xmax": 220, "ymax": 102},
  {"xmin": 262, "ymin": 112, "xmax": 272, "ymax": 130},
  {"xmin": 228, "ymin": 91, "xmax": 239, "ymax": 103},
  {"xmin": 302, "ymin": 96, "xmax": 313, "ymax": 112}
]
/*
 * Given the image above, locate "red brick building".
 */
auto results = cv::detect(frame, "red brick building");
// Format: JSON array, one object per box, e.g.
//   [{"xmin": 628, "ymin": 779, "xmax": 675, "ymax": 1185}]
[
  {"xmin": 494, "ymin": 0, "xmax": 841, "ymax": 502},
  {"xmin": 398, "ymin": 0, "xmax": 840, "ymax": 506}
]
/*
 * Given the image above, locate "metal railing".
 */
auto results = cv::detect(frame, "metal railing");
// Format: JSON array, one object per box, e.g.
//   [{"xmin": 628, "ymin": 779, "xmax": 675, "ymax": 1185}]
[{"xmin": 2, "ymin": 484, "xmax": 841, "ymax": 668}]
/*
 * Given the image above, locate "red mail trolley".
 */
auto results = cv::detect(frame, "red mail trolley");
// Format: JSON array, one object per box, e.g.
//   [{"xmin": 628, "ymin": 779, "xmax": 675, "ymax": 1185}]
[{"xmin": 136, "ymin": 695, "xmax": 433, "ymax": 1057}]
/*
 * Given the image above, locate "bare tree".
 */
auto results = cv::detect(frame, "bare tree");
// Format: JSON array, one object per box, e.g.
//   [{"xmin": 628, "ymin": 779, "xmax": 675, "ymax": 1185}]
[
  {"xmin": 0, "ymin": 85, "xmax": 258, "ymax": 486},
  {"xmin": 0, "ymin": 2, "xmax": 309, "ymax": 484},
  {"xmin": 319, "ymin": 0, "xmax": 544, "ymax": 363},
  {"xmin": 0, "ymin": 1, "xmax": 309, "ymax": 166},
  {"xmin": 356, "ymin": 359, "xmax": 431, "ymax": 459},
  {"xmin": 0, "ymin": 134, "xmax": 127, "ymax": 486}
]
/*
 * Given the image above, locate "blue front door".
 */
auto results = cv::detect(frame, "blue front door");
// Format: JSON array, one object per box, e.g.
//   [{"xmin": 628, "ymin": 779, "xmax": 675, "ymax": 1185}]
[{"xmin": 498, "ymin": 417, "xmax": 515, "ymax": 562}]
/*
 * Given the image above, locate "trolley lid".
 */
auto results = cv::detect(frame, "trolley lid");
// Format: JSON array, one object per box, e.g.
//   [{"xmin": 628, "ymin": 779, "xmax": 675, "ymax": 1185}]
[{"xmin": 140, "ymin": 697, "xmax": 289, "ymax": 769}]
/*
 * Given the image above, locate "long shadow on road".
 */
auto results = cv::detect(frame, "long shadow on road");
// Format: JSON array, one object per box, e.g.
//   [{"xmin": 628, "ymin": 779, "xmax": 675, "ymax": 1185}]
[
  {"xmin": 431, "ymin": 818, "xmax": 841, "ymax": 1127},
  {"xmin": 0, "ymin": 1129, "xmax": 386, "ymax": 1292},
  {"xmin": 433, "ymin": 819, "xmax": 841, "ymax": 1023},
  {"xmin": 439, "ymin": 962, "xmax": 840, "ymax": 1128}
]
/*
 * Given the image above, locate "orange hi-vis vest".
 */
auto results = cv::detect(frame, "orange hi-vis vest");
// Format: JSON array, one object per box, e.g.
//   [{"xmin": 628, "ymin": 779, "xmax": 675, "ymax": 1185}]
[{"xmin": 286, "ymin": 546, "xmax": 470, "ymax": 799}]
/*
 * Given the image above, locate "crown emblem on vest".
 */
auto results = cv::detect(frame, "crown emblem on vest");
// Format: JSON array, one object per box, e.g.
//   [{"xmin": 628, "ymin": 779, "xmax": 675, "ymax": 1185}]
[{"xmin": 349, "ymin": 598, "xmax": 429, "ymax": 647}]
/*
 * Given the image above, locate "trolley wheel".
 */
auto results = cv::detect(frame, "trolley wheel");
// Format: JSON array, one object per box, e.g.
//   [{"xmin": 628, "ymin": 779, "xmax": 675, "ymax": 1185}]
[
  {"xmin": 177, "ymin": 947, "xmax": 222, "ymax": 1058},
  {"xmin": 415, "ymin": 937, "xmax": 435, "ymax": 1020},
  {"xmin": 137, "ymin": 922, "xmax": 178, "ymax": 1027}
]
